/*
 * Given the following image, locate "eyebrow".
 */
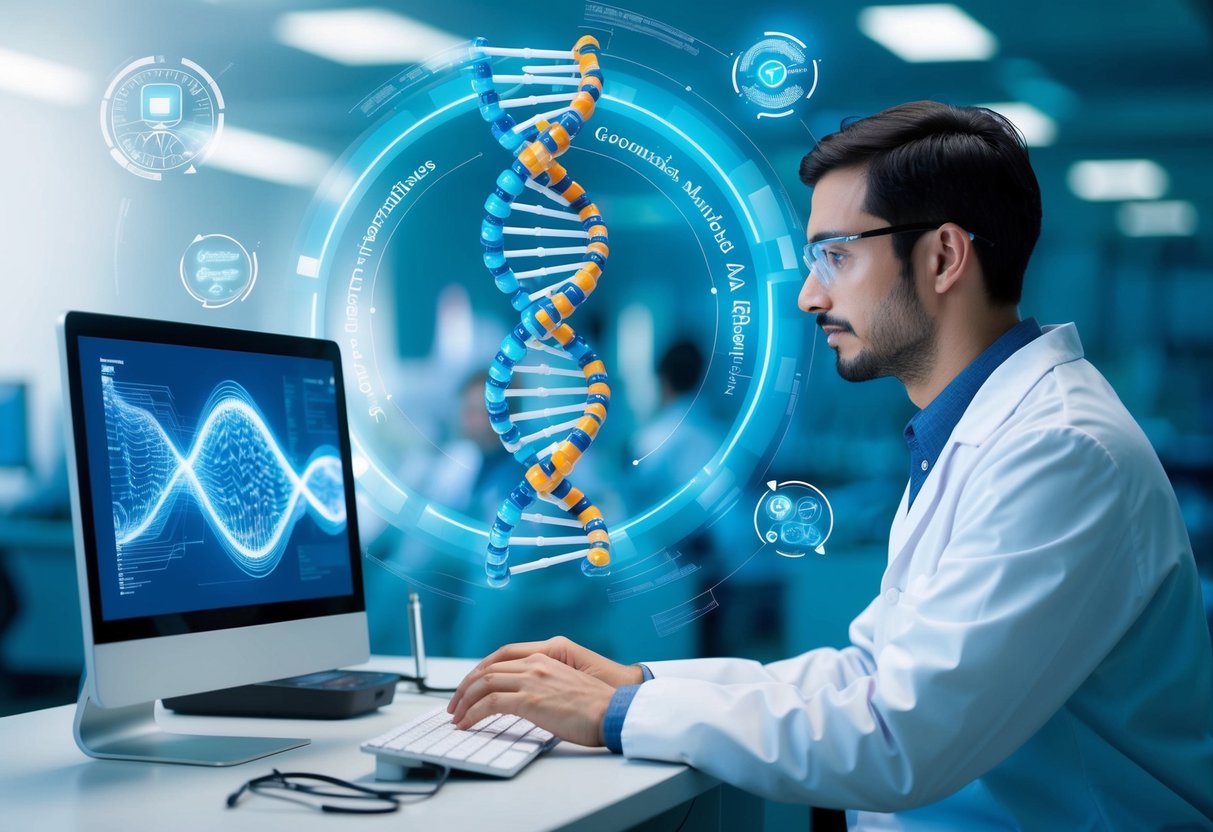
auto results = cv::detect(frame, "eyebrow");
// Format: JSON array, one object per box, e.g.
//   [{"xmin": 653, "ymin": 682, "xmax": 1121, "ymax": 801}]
[{"xmin": 808, "ymin": 230, "xmax": 850, "ymax": 245}]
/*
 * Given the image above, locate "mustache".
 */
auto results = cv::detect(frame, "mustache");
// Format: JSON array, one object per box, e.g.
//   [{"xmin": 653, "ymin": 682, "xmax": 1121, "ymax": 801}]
[{"xmin": 816, "ymin": 315, "xmax": 854, "ymax": 334}]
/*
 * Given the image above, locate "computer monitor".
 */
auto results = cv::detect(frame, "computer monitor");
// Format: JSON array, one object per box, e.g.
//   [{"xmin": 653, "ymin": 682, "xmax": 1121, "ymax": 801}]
[
  {"xmin": 0, "ymin": 381, "xmax": 29, "ymax": 470},
  {"xmin": 59, "ymin": 311, "xmax": 369, "ymax": 765}
]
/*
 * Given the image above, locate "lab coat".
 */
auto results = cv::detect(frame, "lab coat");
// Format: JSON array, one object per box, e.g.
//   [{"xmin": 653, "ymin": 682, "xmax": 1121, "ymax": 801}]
[{"xmin": 623, "ymin": 324, "xmax": 1213, "ymax": 828}]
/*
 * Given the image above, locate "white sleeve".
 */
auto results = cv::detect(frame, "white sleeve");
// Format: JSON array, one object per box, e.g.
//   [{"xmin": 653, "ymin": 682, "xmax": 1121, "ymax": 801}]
[
  {"xmin": 621, "ymin": 428, "xmax": 1141, "ymax": 810},
  {"xmin": 641, "ymin": 596, "xmax": 879, "ymax": 693},
  {"xmin": 764, "ymin": 596, "xmax": 879, "ymax": 691}
]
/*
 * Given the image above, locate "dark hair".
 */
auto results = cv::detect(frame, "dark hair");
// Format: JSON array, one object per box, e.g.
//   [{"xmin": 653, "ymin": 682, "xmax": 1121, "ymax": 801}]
[
  {"xmin": 799, "ymin": 101, "xmax": 1041, "ymax": 305},
  {"xmin": 658, "ymin": 339, "xmax": 703, "ymax": 395}
]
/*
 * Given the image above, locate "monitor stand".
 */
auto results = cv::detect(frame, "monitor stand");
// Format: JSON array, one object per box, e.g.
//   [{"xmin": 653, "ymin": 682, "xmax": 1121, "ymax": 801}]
[{"xmin": 73, "ymin": 679, "xmax": 309, "ymax": 766}]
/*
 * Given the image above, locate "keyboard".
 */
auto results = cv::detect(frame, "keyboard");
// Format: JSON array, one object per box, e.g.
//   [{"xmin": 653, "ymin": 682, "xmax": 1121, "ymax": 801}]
[{"xmin": 361, "ymin": 706, "xmax": 560, "ymax": 778}]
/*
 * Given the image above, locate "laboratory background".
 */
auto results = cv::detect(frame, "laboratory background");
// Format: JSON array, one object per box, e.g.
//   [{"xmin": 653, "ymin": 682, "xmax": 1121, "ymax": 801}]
[{"xmin": 1, "ymin": 0, "xmax": 1211, "ymax": 731}]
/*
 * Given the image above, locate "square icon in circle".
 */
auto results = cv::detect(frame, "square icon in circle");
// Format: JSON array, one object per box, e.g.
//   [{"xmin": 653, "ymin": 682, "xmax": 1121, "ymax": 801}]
[{"xmin": 141, "ymin": 83, "xmax": 182, "ymax": 125}]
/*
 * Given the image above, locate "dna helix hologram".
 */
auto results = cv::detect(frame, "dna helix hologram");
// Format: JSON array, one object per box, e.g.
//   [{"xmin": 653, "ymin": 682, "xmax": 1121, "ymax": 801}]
[
  {"xmin": 103, "ymin": 377, "xmax": 346, "ymax": 578},
  {"xmin": 468, "ymin": 35, "xmax": 612, "ymax": 588}
]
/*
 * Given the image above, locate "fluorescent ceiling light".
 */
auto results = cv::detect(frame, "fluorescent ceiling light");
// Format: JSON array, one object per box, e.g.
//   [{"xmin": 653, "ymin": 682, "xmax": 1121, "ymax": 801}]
[
  {"xmin": 0, "ymin": 47, "xmax": 91, "ymax": 106},
  {"xmin": 977, "ymin": 101, "xmax": 1057, "ymax": 147},
  {"xmin": 207, "ymin": 126, "xmax": 333, "ymax": 188},
  {"xmin": 1067, "ymin": 159, "xmax": 1169, "ymax": 202},
  {"xmin": 274, "ymin": 8, "xmax": 462, "ymax": 66},
  {"xmin": 858, "ymin": 4, "xmax": 997, "ymax": 62},
  {"xmin": 1117, "ymin": 201, "xmax": 1197, "ymax": 237}
]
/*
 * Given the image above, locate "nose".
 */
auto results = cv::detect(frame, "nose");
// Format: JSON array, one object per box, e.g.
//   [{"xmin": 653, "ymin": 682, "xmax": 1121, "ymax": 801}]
[{"xmin": 797, "ymin": 270, "xmax": 830, "ymax": 315}]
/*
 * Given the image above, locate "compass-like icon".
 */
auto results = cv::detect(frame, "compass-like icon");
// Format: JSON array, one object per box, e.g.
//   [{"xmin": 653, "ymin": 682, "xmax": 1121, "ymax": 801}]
[
  {"xmin": 731, "ymin": 32, "xmax": 820, "ymax": 120},
  {"xmin": 100, "ymin": 56, "xmax": 225, "ymax": 180}
]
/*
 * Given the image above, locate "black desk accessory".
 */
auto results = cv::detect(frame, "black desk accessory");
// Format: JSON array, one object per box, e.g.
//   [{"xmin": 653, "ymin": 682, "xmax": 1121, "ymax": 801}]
[{"xmin": 164, "ymin": 670, "xmax": 399, "ymax": 719}]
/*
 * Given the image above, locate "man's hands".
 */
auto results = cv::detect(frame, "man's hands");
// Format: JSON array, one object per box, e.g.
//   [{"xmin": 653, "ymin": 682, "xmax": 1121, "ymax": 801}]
[{"xmin": 446, "ymin": 636, "xmax": 644, "ymax": 747}]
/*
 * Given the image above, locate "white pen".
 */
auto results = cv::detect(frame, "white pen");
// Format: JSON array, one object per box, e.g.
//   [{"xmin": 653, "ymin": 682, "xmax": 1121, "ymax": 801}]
[{"xmin": 408, "ymin": 591, "xmax": 427, "ymax": 682}]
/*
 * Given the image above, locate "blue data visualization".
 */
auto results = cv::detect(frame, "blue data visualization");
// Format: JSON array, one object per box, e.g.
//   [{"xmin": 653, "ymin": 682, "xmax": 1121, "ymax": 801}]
[{"xmin": 76, "ymin": 336, "xmax": 354, "ymax": 621}]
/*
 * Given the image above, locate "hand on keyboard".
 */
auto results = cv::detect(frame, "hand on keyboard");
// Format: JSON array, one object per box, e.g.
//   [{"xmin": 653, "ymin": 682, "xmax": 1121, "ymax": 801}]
[
  {"xmin": 448, "ymin": 649, "xmax": 617, "ymax": 748},
  {"xmin": 457, "ymin": 636, "xmax": 645, "ymax": 690}
]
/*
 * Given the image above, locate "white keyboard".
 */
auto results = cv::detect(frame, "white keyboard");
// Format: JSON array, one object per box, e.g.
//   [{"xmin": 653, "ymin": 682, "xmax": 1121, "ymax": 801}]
[{"xmin": 361, "ymin": 706, "xmax": 559, "ymax": 778}]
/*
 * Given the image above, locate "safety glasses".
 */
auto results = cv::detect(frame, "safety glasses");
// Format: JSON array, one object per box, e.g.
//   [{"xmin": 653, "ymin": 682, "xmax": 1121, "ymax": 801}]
[{"xmin": 803, "ymin": 223, "xmax": 990, "ymax": 287}]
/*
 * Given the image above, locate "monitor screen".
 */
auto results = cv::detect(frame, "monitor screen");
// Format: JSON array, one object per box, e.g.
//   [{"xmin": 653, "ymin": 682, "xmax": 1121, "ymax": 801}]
[
  {"xmin": 62, "ymin": 313, "xmax": 364, "ymax": 646},
  {"xmin": 0, "ymin": 381, "xmax": 29, "ymax": 469}
]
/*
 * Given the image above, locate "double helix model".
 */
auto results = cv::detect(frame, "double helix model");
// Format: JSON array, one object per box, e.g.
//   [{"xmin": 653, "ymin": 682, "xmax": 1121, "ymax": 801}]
[{"xmin": 467, "ymin": 35, "xmax": 611, "ymax": 588}]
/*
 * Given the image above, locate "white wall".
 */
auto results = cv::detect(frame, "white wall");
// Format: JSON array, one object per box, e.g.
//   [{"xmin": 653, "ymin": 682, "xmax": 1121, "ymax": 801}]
[{"xmin": 0, "ymin": 90, "xmax": 118, "ymax": 491}]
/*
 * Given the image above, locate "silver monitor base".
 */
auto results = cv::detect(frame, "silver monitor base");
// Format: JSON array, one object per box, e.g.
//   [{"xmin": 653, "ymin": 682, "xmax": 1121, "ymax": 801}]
[{"xmin": 73, "ymin": 682, "xmax": 309, "ymax": 766}]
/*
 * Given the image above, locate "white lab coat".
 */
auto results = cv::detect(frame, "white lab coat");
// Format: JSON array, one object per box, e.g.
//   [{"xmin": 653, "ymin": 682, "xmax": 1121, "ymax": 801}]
[{"xmin": 623, "ymin": 324, "xmax": 1213, "ymax": 829}]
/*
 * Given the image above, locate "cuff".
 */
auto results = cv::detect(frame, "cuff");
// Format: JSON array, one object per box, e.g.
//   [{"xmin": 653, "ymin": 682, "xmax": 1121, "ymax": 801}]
[{"xmin": 602, "ymin": 684, "xmax": 641, "ymax": 753}]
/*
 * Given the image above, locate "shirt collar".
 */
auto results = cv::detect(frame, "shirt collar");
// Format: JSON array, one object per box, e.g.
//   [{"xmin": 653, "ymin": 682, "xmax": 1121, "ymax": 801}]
[{"xmin": 904, "ymin": 318, "xmax": 1042, "ymax": 500}]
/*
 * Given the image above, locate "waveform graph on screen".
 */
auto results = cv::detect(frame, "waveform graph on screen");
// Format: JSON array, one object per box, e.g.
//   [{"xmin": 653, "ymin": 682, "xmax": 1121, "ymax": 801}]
[{"xmin": 102, "ymin": 375, "xmax": 346, "ymax": 586}]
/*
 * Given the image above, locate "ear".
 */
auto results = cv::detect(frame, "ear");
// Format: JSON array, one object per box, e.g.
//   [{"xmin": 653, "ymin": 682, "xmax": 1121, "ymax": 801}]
[{"xmin": 929, "ymin": 223, "xmax": 976, "ymax": 296}]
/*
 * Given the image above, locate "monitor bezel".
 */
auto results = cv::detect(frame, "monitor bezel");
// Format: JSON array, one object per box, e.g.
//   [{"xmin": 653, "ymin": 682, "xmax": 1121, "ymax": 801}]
[{"xmin": 61, "ymin": 310, "xmax": 366, "ymax": 646}]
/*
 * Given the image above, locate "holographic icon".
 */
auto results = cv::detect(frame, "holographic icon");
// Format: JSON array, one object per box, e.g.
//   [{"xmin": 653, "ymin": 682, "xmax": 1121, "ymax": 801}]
[
  {"xmin": 468, "ymin": 35, "xmax": 611, "ymax": 588},
  {"xmin": 731, "ymin": 32, "xmax": 819, "ymax": 120},
  {"xmin": 100, "ymin": 56, "xmax": 225, "ymax": 180},
  {"xmin": 766, "ymin": 494, "xmax": 793, "ymax": 520},
  {"xmin": 179, "ymin": 233, "xmax": 258, "ymax": 308},
  {"xmin": 757, "ymin": 60, "xmax": 787, "ymax": 89},
  {"xmin": 754, "ymin": 479, "xmax": 833, "ymax": 557},
  {"xmin": 141, "ymin": 84, "xmax": 181, "ymax": 123},
  {"xmin": 796, "ymin": 495, "xmax": 822, "ymax": 524},
  {"xmin": 103, "ymin": 378, "xmax": 346, "ymax": 578}
]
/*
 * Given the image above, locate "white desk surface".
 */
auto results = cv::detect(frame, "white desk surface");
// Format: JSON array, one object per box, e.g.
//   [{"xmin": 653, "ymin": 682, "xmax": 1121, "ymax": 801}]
[{"xmin": 0, "ymin": 657, "xmax": 721, "ymax": 831}]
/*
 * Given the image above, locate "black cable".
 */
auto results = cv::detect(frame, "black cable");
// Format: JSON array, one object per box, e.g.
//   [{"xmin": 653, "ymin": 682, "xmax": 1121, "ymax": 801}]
[
  {"xmin": 671, "ymin": 796, "xmax": 698, "ymax": 832},
  {"xmin": 392, "ymin": 673, "xmax": 458, "ymax": 694},
  {"xmin": 358, "ymin": 669, "xmax": 460, "ymax": 695}
]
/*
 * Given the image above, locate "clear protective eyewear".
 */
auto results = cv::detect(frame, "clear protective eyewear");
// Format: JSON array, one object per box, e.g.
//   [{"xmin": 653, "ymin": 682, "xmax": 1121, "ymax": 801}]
[{"xmin": 803, "ymin": 222, "xmax": 990, "ymax": 287}]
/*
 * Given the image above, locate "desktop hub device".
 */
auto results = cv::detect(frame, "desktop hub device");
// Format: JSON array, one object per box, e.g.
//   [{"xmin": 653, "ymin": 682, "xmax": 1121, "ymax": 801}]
[{"xmin": 164, "ymin": 669, "xmax": 399, "ymax": 719}]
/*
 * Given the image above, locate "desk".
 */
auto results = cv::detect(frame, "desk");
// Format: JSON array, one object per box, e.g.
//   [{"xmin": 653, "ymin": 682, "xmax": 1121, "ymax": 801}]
[{"xmin": 0, "ymin": 657, "xmax": 745, "ymax": 831}]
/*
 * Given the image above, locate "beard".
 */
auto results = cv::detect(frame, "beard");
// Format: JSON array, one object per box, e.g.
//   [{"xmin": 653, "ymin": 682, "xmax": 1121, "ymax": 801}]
[{"xmin": 835, "ymin": 272, "xmax": 936, "ymax": 385}]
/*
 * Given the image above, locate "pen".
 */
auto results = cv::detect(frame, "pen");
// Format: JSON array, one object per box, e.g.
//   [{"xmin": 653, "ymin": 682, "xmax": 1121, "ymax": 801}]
[{"xmin": 408, "ymin": 591, "xmax": 428, "ymax": 682}]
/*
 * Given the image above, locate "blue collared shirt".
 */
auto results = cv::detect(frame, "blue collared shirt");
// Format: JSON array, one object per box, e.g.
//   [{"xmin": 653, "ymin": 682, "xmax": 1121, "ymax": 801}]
[{"xmin": 904, "ymin": 318, "xmax": 1042, "ymax": 507}]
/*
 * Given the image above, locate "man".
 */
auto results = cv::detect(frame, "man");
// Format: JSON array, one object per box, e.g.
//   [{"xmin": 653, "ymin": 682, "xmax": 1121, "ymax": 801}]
[{"xmin": 448, "ymin": 102, "xmax": 1213, "ymax": 827}]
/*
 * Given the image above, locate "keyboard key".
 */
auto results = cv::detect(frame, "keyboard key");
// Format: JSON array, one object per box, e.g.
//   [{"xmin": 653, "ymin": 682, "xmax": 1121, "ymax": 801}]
[
  {"xmin": 442, "ymin": 739, "xmax": 481, "ymax": 762},
  {"xmin": 471, "ymin": 714, "xmax": 505, "ymax": 731},
  {"xmin": 425, "ymin": 732, "xmax": 469, "ymax": 757},
  {"xmin": 497, "ymin": 721, "xmax": 536, "ymax": 743},
  {"xmin": 491, "ymin": 749, "xmax": 531, "ymax": 770},
  {"xmin": 528, "ymin": 727, "xmax": 555, "ymax": 743},
  {"xmin": 467, "ymin": 737, "xmax": 518, "ymax": 766}
]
